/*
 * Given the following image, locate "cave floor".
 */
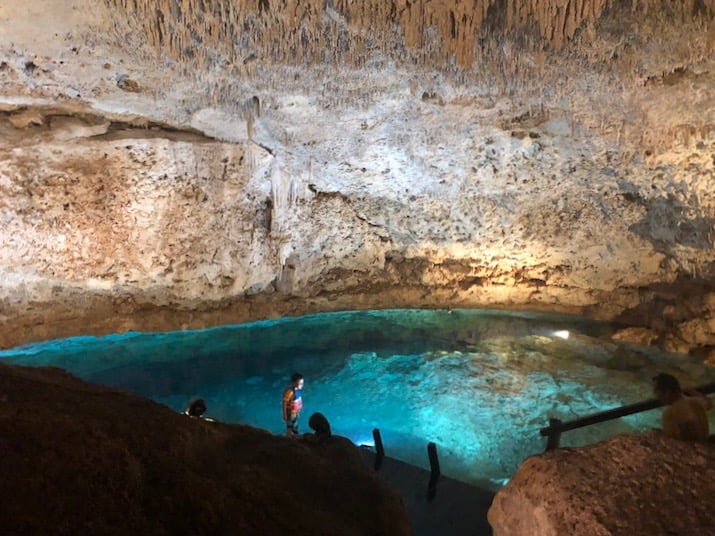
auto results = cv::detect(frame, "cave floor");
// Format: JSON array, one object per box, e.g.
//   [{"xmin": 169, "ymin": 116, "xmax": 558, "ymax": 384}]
[{"xmin": 360, "ymin": 448, "xmax": 495, "ymax": 536}]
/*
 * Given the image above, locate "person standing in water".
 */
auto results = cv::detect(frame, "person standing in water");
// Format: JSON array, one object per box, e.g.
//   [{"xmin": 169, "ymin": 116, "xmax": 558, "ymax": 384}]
[{"xmin": 282, "ymin": 373, "xmax": 304, "ymax": 437}]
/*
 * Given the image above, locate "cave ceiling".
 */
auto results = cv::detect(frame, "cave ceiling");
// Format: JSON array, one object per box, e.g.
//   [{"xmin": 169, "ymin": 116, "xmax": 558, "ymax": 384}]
[{"xmin": 1, "ymin": 0, "xmax": 715, "ymax": 355}]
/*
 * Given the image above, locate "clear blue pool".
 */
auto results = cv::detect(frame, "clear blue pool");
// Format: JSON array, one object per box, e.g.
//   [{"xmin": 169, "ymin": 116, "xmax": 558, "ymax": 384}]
[{"xmin": 2, "ymin": 308, "xmax": 713, "ymax": 490}]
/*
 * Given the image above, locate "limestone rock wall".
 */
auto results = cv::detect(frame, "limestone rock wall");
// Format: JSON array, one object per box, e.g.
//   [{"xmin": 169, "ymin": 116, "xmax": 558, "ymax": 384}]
[
  {"xmin": 106, "ymin": 0, "xmax": 715, "ymax": 67},
  {"xmin": 487, "ymin": 431, "xmax": 715, "ymax": 536},
  {"xmin": 1, "ymin": 0, "xmax": 715, "ymax": 352},
  {"xmin": 0, "ymin": 107, "xmax": 279, "ymax": 305}
]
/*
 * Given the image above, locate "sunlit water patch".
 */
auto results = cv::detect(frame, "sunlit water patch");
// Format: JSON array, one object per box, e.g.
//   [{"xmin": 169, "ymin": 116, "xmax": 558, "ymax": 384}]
[{"xmin": 2, "ymin": 309, "xmax": 713, "ymax": 491}]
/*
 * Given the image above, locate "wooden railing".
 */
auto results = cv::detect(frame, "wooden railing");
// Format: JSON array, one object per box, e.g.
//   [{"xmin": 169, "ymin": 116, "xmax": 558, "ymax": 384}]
[
  {"xmin": 365, "ymin": 382, "xmax": 714, "ymax": 498},
  {"xmin": 540, "ymin": 382, "xmax": 715, "ymax": 450},
  {"xmin": 371, "ymin": 428, "xmax": 441, "ymax": 501}
]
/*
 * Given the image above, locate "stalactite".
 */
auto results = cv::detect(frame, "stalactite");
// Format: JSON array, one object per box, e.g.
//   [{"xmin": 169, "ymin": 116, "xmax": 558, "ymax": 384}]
[
  {"xmin": 269, "ymin": 161, "xmax": 299, "ymax": 233},
  {"xmin": 103, "ymin": 0, "xmax": 715, "ymax": 71}
]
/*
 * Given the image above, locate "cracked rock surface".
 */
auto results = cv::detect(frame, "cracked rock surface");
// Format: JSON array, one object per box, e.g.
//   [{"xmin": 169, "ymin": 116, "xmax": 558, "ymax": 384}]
[
  {"xmin": 488, "ymin": 431, "xmax": 715, "ymax": 536},
  {"xmin": 1, "ymin": 1, "xmax": 715, "ymax": 356}
]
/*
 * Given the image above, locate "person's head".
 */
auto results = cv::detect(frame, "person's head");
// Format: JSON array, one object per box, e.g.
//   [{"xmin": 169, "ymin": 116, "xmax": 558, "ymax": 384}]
[
  {"xmin": 308, "ymin": 412, "xmax": 332, "ymax": 438},
  {"xmin": 652, "ymin": 373, "xmax": 681, "ymax": 404},
  {"xmin": 186, "ymin": 397, "xmax": 207, "ymax": 417},
  {"xmin": 291, "ymin": 372, "xmax": 304, "ymax": 390}
]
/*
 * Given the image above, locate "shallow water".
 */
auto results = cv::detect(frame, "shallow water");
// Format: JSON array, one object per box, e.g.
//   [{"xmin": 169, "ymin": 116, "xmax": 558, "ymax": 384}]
[{"xmin": 2, "ymin": 308, "xmax": 713, "ymax": 490}]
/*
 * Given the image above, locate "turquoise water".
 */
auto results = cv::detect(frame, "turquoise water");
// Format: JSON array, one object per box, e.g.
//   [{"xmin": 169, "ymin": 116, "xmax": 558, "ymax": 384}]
[{"xmin": 2, "ymin": 308, "xmax": 714, "ymax": 490}]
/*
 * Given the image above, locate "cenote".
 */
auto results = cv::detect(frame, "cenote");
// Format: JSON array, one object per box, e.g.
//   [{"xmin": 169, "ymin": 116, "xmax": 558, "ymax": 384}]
[{"xmin": 2, "ymin": 308, "xmax": 714, "ymax": 491}]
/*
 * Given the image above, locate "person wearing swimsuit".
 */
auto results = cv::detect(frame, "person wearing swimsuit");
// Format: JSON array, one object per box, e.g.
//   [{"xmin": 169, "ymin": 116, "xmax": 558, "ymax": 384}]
[{"xmin": 282, "ymin": 373, "xmax": 304, "ymax": 437}]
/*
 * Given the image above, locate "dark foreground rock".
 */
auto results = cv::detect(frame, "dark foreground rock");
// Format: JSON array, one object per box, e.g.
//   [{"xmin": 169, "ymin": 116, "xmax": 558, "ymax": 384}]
[
  {"xmin": 488, "ymin": 431, "xmax": 715, "ymax": 536},
  {"xmin": 0, "ymin": 363, "xmax": 409, "ymax": 535}
]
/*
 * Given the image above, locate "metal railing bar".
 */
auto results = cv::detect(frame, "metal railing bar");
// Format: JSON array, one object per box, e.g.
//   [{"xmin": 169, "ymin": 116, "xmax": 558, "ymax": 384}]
[{"xmin": 540, "ymin": 382, "xmax": 715, "ymax": 448}]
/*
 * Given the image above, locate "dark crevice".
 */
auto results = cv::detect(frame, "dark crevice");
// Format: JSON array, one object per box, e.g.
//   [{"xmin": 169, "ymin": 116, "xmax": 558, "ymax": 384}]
[{"xmin": 0, "ymin": 105, "xmax": 229, "ymax": 144}]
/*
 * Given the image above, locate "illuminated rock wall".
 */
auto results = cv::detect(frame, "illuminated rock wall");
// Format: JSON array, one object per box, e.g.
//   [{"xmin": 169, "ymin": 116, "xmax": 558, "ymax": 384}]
[
  {"xmin": 0, "ymin": 0, "xmax": 714, "ymax": 354},
  {"xmin": 106, "ymin": 0, "xmax": 715, "ymax": 66}
]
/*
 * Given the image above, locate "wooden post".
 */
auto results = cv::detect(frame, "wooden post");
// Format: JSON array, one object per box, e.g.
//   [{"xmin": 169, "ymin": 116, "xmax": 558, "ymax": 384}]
[
  {"xmin": 372, "ymin": 428, "xmax": 384, "ymax": 471},
  {"xmin": 427, "ymin": 442, "xmax": 440, "ymax": 501},
  {"xmin": 545, "ymin": 418, "xmax": 563, "ymax": 451}
]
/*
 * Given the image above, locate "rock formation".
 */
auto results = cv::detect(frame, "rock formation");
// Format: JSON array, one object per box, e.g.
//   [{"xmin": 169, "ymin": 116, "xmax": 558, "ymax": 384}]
[
  {"xmin": 0, "ymin": 362, "xmax": 409, "ymax": 534},
  {"xmin": 0, "ymin": 0, "xmax": 714, "ymax": 359},
  {"xmin": 2, "ymin": 2, "xmax": 715, "ymax": 534},
  {"xmin": 487, "ymin": 431, "xmax": 715, "ymax": 535}
]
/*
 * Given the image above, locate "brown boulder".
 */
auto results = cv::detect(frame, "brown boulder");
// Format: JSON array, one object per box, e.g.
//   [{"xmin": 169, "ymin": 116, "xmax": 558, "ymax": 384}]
[{"xmin": 488, "ymin": 431, "xmax": 715, "ymax": 536}]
